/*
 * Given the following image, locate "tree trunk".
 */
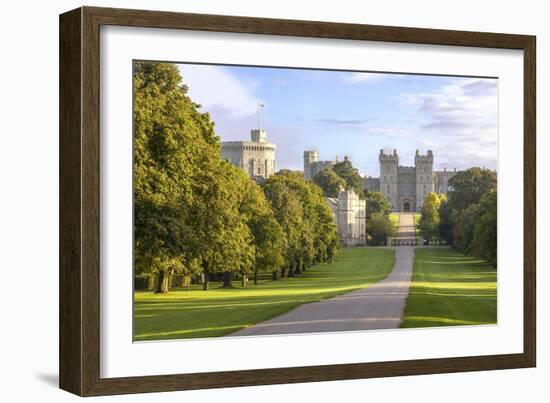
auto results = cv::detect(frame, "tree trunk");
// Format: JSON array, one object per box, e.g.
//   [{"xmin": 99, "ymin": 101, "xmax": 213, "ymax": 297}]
[
  {"xmin": 202, "ymin": 270, "xmax": 209, "ymax": 290},
  {"xmin": 272, "ymin": 271, "xmax": 279, "ymax": 280},
  {"xmin": 183, "ymin": 274, "xmax": 191, "ymax": 287},
  {"xmin": 287, "ymin": 262, "xmax": 295, "ymax": 277},
  {"xmin": 241, "ymin": 274, "xmax": 248, "ymax": 287},
  {"xmin": 147, "ymin": 275, "xmax": 156, "ymax": 290},
  {"xmin": 254, "ymin": 270, "xmax": 259, "ymax": 285},
  {"xmin": 222, "ymin": 272, "xmax": 233, "ymax": 288},
  {"xmin": 280, "ymin": 267, "xmax": 286, "ymax": 278},
  {"xmin": 154, "ymin": 271, "xmax": 169, "ymax": 294},
  {"xmin": 295, "ymin": 258, "xmax": 303, "ymax": 274}
]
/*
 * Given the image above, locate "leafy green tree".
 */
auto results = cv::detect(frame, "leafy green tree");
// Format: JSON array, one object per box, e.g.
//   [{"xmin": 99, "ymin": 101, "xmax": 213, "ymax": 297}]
[
  {"xmin": 470, "ymin": 190, "xmax": 497, "ymax": 265},
  {"xmin": 133, "ymin": 62, "xmax": 220, "ymax": 293},
  {"xmin": 263, "ymin": 170, "xmax": 339, "ymax": 277},
  {"xmin": 447, "ymin": 168, "xmax": 497, "ymax": 211},
  {"xmin": 452, "ymin": 203, "xmax": 479, "ymax": 253},
  {"xmin": 438, "ymin": 198, "xmax": 453, "ymax": 244},
  {"xmin": 366, "ymin": 212, "xmax": 395, "ymax": 246},
  {"xmin": 418, "ymin": 192, "xmax": 447, "ymax": 242},
  {"xmin": 332, "ymin": 157, "xmax": 364, "ymax": 197},
  {"xmin": 234, "ymin": 167, "xmax": 286, "ymax": 285},
  {"xmin": 364, "ymin": 191, "xmax": 391, "ymax": 218},
  {"xmin": 313, "ymin": 168, "xmax": 346, "ymax": 197}
]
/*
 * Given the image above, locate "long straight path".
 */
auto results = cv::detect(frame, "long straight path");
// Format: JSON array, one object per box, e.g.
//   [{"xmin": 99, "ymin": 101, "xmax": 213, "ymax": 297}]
[
  {"xmin": 395, "ymin": 212, "xmax": 416, "ymax": 245},
  {"xmin": 230, "ymin": 244, "xmax": 415, "ymax": 337}
]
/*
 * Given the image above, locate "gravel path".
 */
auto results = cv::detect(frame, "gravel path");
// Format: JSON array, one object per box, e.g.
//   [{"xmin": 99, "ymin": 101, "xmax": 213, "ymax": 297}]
[{"xmin": 230, "ymin": 243, "xmax": 415, "ymax": 337}]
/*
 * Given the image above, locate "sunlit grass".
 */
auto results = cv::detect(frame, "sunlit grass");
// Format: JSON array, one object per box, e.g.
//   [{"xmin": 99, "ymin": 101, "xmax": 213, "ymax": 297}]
[
  {"xmin": 401, "ymin": 247, "xmax": 497, "ymax": 328},
  {"xmin": 134, "ymin": 247, "xmax": 395, "ymax": 341}
]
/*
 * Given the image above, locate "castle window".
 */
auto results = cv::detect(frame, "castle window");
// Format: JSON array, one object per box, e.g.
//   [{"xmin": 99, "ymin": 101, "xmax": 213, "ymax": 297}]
[
  {"xmin": 421, "ymin": 176, "xmax": 423, "ymax": 181},
  {"xmin": 391, "ymin": 176, "xmax": 393, "ymax": 181},
  {"xmin": 258, "ymin": 167, "xmax": 261, "ymax": 174},
  {"xmin": 387, "ymin": 184, "xmax": 390, "ymax": 194}
]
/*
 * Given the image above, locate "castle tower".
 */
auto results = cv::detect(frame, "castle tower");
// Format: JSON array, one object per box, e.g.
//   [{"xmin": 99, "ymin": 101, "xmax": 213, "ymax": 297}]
[
  {"xmin": 415, "ymin": 150, "xmax": 434, "ymax": 210},
  {"xmin": 379, "ymin": 149, "xmax": 399, "ymax": 211},
  {"xmin": 220, "ymin": 129, "xmax": 276, "ymax": 182},
  {"xmin": 251, "ymin": 129, "xmax": 267, "ymax": 143},
  {"xmin": 303, "ymin": 150, "xmax": 318, "ymax": 181}
]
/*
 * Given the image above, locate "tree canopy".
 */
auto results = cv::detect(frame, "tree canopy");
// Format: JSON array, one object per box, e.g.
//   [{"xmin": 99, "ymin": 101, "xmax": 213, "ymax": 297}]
[
  {"xmin": 446, "ymin": 168, "xmax": 497, "ymax": 211},
  {"xmin": 313, "ymin": 167, "xmax": 346, "ymax": 197},
  {"xmin": 364, "ymin": 191, "xmax": 392, "ymax": 218},
  {"xmin": 331, "ymin": 158, "xmax": 364, "ymax": 197},
  {"xmin": 264, "ymin": 170, "xmax": 340, "ymax": 277}
]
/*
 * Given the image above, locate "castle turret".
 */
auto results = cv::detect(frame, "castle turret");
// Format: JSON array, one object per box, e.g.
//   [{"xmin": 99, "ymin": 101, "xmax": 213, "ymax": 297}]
[
  {"xmin": 379, "ymin": 149, "xmax": 399, "ymax": 210},
  {"xmin": 303, "ymin": 150, "xmax": 318, "ymax": 180},
  {"xmin": 251, "ymin": 129, "xmax": 267, "ymax": 143},
  {"xmin": 415, "ymin": 150, "xmax": 434, "ymax": 210},
  {"xmin": 220, "ymin": 129, "xmax": 275, "ymax": 181}
]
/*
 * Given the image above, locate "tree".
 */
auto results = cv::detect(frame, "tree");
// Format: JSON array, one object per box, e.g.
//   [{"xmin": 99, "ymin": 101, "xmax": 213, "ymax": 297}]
[
  {"xmin": 470, "ymin": 190, "xmax": 497, "ymax": 265},
  {"xmin": 263, "ymin": 170, "xmax": 339, "ymax": 278},
  {"xmin": 331, "ymin": 157, "xmax": 364, "ymax": 197},
  {"xmin": 366, "ymin": 212, "xmax": 395, "ymax": 246},
  {"xmin": 313, "ymin": 168, "xmax": 346, "ymax": 197},
  {"xmin": 447, "ymin": 168, "xmax": 497, "ymax": 211},
  {"xmin": 418, "ymin": 192, "xmax": 447, "ymax": 242},
  {"xmin": 133, "ymin": 62, "xmax": 220, "ymax": 293},
  {"xmin": 452, "ymin": 203, "xmax": 479, "ymax": 253},
  {"xmin": 364, "ymin": 191, "xmax": 391, "ymax": 218},
  {"xmin": 234, "ymin": 167, "xmax": 286, "ymax": 285},
  {"xmin": 438, "ymin": 198, "xmax": 453, "ymax": 244}
]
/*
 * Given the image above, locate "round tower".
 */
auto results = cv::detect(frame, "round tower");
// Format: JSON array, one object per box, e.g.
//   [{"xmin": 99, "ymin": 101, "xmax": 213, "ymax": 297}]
[
  {"xmin": 379, "ymin": 149, "xmax": 399, "ymax": 211},
  {"xmin": 251, "ymin": 129, "xmax": 267, "ymax": 143},
  {"xmin": 415, "ymin": 150, "xmax": 434, "ymax": 210},
  {"xmin": 303, "ymin": 150, "xmax": 318, "ymax": 180}
]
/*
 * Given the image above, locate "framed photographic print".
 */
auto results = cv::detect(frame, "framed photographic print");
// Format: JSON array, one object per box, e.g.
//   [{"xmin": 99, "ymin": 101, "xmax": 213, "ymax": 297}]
[{"xmin": 59, "ymin": 6, "xmax": 536, "ymax": 396}]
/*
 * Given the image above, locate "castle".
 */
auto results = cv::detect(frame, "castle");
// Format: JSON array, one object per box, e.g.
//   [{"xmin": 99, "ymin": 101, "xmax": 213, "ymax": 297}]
[
  {"xmin": 220, "ymin": 129, "xmax": 276, "ymax": 182},
  {"xmin": 325, "ymin": 189, "xmax": 366, "ymax": 246},
  {"xmin": 222, "ymin": 130, "xmax": 457, "ymax": 246},
  {"xmin": 367, "ymin": 149, "xmax": 457, "ymax": 212},
  {"xmin": 303, "ymin": 151, "xmax": 337, "ymax": 181},
  {"xmin": 304, "ymin": 148, "xmax": 458, "ymax": 212}
]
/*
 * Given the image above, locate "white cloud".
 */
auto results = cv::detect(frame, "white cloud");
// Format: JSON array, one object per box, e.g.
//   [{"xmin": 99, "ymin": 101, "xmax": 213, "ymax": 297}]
[
  {"xmin": 401, "ymin": 78, "xmax": 498, "ymax": 170},
  {"xmin": 178, "ymin": 64, "xmax": 259, "ymax": 117}
]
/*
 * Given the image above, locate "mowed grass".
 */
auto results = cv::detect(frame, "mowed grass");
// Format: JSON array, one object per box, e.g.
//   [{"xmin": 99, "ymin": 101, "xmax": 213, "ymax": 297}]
[
  {"xmin": 134, "ymin": 247, "xmax": 395, "ymax": 341},
  {"xmin": 401, "ymin": 247, "xmax": 497, "ymax": 328}
]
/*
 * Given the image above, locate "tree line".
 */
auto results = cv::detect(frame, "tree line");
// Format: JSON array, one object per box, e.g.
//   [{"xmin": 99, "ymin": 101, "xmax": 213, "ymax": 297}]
[
  {"xmin": 133, "ymin": 62, "xmax": 340, "ymax": 293},
  {"xmin": 419, "ymin": 168, "xmax": 497, "ymax": 265}
]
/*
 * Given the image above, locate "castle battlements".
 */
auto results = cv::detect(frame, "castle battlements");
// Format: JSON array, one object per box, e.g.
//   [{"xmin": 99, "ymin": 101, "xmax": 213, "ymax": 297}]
[{"xmin": 221, "ymin": 129, "xmax": 276, "ymax": 181}]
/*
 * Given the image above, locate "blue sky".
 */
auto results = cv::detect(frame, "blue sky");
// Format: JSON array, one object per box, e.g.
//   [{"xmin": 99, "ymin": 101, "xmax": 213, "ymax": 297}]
[{"xmin": 178, "ymin": 63, "xmax": 498, "ymax": 176}]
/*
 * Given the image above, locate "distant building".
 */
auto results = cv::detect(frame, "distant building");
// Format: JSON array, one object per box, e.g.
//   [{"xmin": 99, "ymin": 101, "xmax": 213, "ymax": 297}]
[
  {"xmin": 363, "ymin": 176, "xmax": 380, "ymax": 193},
  {"xmin": 374, "ymin": 149, "xmax": 458, "ymax": 212},
  {"xmin": 303, "ymin": 150, "xmax": 336, "ymax": 181},
  {"xmin": 221, "ymin": 129, "xmax": 276, "ymax": 182},
  {"xmin": 326, "ymin": 189, "xmax": 366, "ymax": 246}
]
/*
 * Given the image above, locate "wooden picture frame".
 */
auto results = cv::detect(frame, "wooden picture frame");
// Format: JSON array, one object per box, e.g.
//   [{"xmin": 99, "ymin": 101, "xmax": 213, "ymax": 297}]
[{"xmin": 59, "ymin": 6, "xmax": 536, "ymax": 396}]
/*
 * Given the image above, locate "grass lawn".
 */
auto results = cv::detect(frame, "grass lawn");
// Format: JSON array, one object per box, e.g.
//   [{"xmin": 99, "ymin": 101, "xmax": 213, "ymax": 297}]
[
  {"xmin": 401, "ymin": 247, "xmax": 497, "ymax": 328},
  {"xmin": 134, "ymin": 247, "xmax": 395, "ymax": 341}
]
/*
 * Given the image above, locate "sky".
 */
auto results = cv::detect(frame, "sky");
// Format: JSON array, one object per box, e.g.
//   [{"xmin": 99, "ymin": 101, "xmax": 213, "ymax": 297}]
[{"xmin": 177, "ymin": 63, "xmax": 498, "ymax": 177}]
